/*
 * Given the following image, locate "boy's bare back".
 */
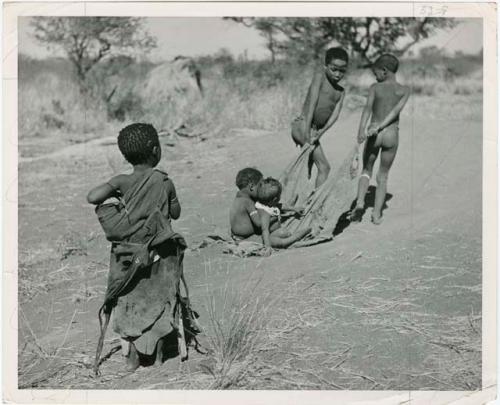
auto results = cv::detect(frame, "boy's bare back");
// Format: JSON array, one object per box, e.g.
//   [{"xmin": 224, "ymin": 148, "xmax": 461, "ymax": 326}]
[{"xmin": 371, "ymin": 82, "xmax": 409, "ymax": 125}]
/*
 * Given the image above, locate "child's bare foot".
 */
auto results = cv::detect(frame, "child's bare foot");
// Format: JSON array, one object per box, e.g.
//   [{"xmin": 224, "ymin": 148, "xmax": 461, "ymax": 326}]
[
  {"xmin": 120, "ymin": 338, "xmax": 130, "ymax": 356},
  {"xmin": 261, "ymin": 246, "xmax": 273, "ymax": 257},
  {"xmin": 371, "ymin": 213, "xmax": 383, "ymax": 225},
  {"xmin": 154, "ymin": 338, "xmax": 164, "ymax": 366},
  {"xmin": 126, "ymin": 344, "xmax": 140, "ymax": 372},
  {"xmin": 350, "ymin": 206, "xmax": 364, "ymax": 222}
]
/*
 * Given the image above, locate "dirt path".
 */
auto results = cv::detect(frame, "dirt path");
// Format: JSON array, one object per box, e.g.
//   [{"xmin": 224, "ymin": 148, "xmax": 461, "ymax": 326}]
[
  {"xmin": 18, "ymin": 109, "xmax": 481, "ymax": 390},
  {"xmin": 18, "ymin": 136, "xmax": 118, "ymax": 164}
]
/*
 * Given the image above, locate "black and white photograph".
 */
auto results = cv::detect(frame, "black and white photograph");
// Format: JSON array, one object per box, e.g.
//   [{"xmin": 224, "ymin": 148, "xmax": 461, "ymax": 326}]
[{"xmin": 5, "ymin": 2, "xmax": 497, "ymax": 402}]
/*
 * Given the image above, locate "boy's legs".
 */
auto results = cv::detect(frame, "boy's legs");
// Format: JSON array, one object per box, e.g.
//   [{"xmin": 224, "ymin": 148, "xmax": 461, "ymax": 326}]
[
  {"xmin": 372, "ymin": 143, "xmax": 398, "ymax": 224},
  {"xmin": 126, "ymin": 342, "xmax": 140, "ymax": 371},
  {"xmin": 352, "ymin": 138, "xmax": 379, "ymax": 219},
  {"xmin": 269, "ymin": 227, "xmax": 311, "ymax": 248},
  {"xmin": 270, "ymin": 227, "xmax": 292, "ymax": 238},
  {"xmin": 312, "ymin": 143, "xmax": 331, "ymax": 188}
]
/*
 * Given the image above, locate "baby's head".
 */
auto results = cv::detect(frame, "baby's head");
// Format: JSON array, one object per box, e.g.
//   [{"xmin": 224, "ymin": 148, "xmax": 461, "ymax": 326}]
[
  {"xmin": 371, "ymin": 54, "xmax": 399, "ymax": 82},
  {"xmin": 236, "ymin": 167, "xmax": 263, "ymax": 198},
  {"xmin": 258, "ymin": 177, "xmax": 282, "ymax": 207},
  {"xmin": 118, "ymin": 123, "xmax": 161, "ymax": 167},
  {"xmin": 324, "ymin": 47, "xmax": 349, "ymax": 83}
]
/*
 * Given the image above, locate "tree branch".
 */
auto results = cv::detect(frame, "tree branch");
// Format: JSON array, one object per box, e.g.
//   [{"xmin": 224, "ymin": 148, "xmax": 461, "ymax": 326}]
[{"xmin": 397, "ymin": 18, "xmax": 429, "ymax": 55}]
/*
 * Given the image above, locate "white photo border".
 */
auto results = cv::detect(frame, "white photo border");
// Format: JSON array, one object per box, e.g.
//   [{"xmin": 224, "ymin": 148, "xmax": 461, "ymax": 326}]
[{"xmin": 3, "ymin": 2, "xmax": 497, "ymax": 404}]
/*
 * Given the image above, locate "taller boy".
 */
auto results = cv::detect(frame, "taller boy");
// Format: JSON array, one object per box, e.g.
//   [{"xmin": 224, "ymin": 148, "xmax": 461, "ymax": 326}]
[{"xmin": 292, "ymin": 47, "xmax": 348, "ymax": 188}]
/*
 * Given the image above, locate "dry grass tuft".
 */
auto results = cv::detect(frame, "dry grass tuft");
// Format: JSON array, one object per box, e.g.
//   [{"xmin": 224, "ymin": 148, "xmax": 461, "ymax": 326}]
[{"xmin": 201, "ymin": 280, "xmax": 272, "ymax": 389}]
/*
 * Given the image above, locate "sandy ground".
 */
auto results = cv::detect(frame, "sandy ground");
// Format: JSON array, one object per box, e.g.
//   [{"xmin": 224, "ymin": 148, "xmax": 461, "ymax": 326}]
[{"xmin": 17, "ymin": 105, "xmax": 481, "ymax": 390}]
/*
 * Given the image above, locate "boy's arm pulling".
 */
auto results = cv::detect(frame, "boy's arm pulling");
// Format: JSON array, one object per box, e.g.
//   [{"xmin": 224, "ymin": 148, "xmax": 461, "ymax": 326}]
[
  {"xmin": 372, "ymin": 86, "xmax": 410, "ymax": 134},
  {"xmin": 86, "ymin": 175, "xmax": 124, "ymax": 205},
  {"xmin": 312, "ymin": 91, "xmax": 345, "ymax": 143},
  {"xmin": 357, "ymin": 85, "xmax": 375, "ymax": 144},
  {"xmin": 303, "ymin": 70, "xmax": 323, "ymax": 138},
  {"xmin": 259, "ymin": 210, "xmax": 272, "ymax": 248},
  {"xmin": 280, "ymin": 203, "xmax": 305, "ymax": 216}
]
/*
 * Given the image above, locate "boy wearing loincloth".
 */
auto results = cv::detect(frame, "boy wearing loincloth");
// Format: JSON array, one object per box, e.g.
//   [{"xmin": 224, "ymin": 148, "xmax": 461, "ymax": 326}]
[
  {"xmin": 87, "ymin": 123, "xmax": 187, "ymax": 372},
  {"xmin": 292, "ymin": 47, "xmax": 348, "ymax": 188},
  {"xmin": 351, "ymin": 54, "xmax": 410, "ymax": 224}
]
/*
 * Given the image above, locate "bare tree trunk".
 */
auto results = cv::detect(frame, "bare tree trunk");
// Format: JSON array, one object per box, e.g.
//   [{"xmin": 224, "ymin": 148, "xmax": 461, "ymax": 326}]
[{"xmin": 266, "ymin": 31, "xmax": 276, "ymax": 64}]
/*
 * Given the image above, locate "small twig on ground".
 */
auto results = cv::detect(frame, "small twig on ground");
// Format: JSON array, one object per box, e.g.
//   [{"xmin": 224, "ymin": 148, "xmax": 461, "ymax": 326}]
[
  {"xmin": 51, "ymin": 308, "xmax": 78, "ymax": 359},
  {"xmin": 48, "ymin": 264, "xmax": 70, "ymax": 276},
  {"xmin": 350, "ymin": 252, "xmax": 363, "ymax": 262},
  {"xmin": 418, "ymin": 265, "xmax": 457, "ymax": 270},
  {"xmin": 301, "ymin": 369, "xmax": 345, "ymax": 389},
  {"xmin": 425, "ymin": 374, "xmax": 459, "ymax": 390},
  {"xmin": 330, "ymin": 357, "xmax": 348, "ymax": 370},
  {"xmin": 20, "ymin": 307, "xmax": 48, "ymax": 357},
  {"xmin": 343, "ymin": 370, "xmax": 379, "ymax": 385}
]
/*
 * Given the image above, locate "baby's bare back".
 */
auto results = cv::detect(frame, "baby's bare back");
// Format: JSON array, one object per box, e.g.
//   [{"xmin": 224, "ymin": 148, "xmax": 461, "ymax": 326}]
[
  {"xmin": 229, "ymin": 196, "xmax": 256, "ymax": 238},
  {"xmin": 371, "ymin": 82, "xmax": 406, "ymax": 124}
]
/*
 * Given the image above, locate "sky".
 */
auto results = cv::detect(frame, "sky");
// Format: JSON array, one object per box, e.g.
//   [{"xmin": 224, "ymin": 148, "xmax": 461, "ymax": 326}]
[{"xmin": 19, "ymin": 17, "xmax": 483, "ymax": 61}]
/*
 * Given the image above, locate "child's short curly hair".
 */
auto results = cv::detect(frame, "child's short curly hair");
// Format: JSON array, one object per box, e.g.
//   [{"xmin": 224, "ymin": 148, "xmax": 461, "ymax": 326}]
[
  {"xmin": 117, "ymin": 123, "xmax": 160, "ymax": 165},
  {"xmin": 258, "ymin": 177, "xmax": 282, "ymax": 205},
  {"xmin": 325, "ymin": 47, "xmax": 349, "ymax": 65},
  {"xmin": 236, "ymin": 167, "xmax": 263, "ymax": 190},
  {"xmin": 373, "ymin": 53, "xmax": 399, "ymax": 73}
]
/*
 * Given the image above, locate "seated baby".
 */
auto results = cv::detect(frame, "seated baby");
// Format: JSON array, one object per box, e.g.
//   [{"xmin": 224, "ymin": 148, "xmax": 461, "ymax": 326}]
[
  {"xmin": 257, "ymin": 177, "xmax": 311, "ymax": 254},
  {"xmin": 229, "ymin": 167, "xmax": 265, "ymax": 242}
]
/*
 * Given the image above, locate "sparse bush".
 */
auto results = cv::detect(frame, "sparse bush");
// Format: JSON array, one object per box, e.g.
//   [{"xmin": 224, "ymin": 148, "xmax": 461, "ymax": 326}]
[
  {"xmin": 18, "ymin": 53, "xmax": 482, "ymax": 143},
  {"xmin": 19, "ymin": 57, "xmax": 110, "ymax": 138},
  {"xmin": 202, "ymin": 284, "xmax": 271, "ymax": 389}
]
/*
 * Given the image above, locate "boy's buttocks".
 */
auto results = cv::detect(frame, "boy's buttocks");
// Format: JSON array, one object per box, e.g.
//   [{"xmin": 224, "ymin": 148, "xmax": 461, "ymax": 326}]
[{"xmin": 372, "ymin": 122, "xmax": 399, "ymax": 149}]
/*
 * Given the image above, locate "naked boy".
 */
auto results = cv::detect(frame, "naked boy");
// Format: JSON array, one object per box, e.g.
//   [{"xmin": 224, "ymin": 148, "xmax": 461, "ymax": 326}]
[{"xmin": 351, "ymin": 54, "xmax": 410, "ymax": 224}]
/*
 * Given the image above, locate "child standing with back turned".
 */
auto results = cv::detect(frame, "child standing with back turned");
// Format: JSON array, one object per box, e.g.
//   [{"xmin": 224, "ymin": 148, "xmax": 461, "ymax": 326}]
[
  {"xmin": 87, "ymin": 123, "xmax": 189, "ymax": 373},
  {"xmin": 351, "ymin": 54, "xmax": 410, "ymax": 224}
]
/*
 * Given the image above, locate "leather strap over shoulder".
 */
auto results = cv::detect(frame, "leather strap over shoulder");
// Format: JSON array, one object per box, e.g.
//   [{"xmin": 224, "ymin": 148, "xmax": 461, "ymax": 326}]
[{"xmin": 154, "ymin": 167, "xmax": 169, "ymax": 178}]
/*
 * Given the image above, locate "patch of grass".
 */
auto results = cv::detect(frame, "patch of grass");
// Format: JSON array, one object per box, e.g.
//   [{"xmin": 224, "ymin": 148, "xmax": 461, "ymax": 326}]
[
  {"xmin": 18, "ymin": 231, "xmax": 99, "ymax": 303},
  {"xmin": 18, "ymin": 305, "xmax": 88, "ymax": 389},
  {"xmin": 19, "ymin": 71, "xmax": 110, "ymax": 139},
  {"xmin": 57, "ymin": 230, "xmax": 94, "ymax": 260},
  {"xmin": 19, "ymin": 54, "xmax": 482, "ymax": 145},
  {"xmin": 201, "ymin": 282, "xmax": 271, "ymax": 389}
]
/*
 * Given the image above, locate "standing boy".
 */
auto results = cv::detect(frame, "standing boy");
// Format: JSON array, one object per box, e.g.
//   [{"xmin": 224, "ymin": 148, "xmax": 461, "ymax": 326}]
[
  {"xmin": 292, "ymin": 47, "xmax": 348, "ymax": 188},
  {"xmin": 351, "ymin": 54, "xmax": 410, "ymax": 224}
]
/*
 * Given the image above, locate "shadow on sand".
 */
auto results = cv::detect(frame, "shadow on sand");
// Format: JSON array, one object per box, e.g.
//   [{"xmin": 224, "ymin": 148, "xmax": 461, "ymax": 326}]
[{"xmin": 333, "ymin": 186, "xmax": 393, "ymax": 236}]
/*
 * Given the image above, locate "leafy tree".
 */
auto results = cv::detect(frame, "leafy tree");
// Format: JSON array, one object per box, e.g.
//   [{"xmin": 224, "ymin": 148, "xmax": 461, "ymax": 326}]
[
  {"xmin": 227, "ymin": 17, "xmax": 457, "ymax": 65},
  {"xmin": 31, "ymin": 17, "xmax": 156, "ymax": 83},
  {"xmin": 254, "ymin": 19, "xmax": 278, "ymax": 63},
  {"xmin": 420, "ymin": 45, "xmax": 444, "ymax": 59}
]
